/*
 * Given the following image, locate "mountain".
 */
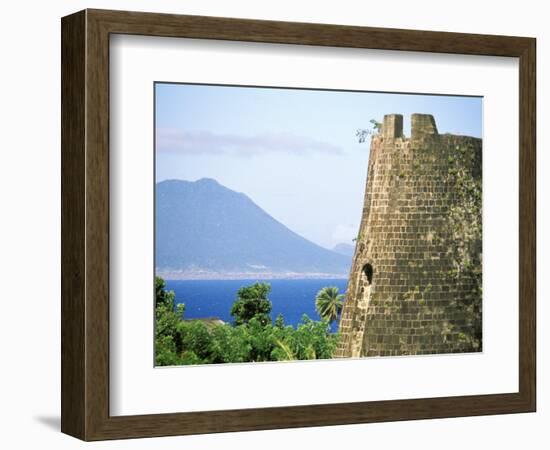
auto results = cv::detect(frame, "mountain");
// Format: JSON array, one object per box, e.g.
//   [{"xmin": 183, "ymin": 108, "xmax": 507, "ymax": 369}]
[
  {"xmin": 156, "ymin": 179, "xmax": 351, "ymax": 278},
  {"xmin": 332, "ymin": 243, "xmax": 355, "ymax": 257}
]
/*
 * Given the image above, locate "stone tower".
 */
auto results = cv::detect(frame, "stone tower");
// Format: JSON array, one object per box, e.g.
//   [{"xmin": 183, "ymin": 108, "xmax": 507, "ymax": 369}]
[{"xmin": 336, "ymin": 114, "xmax": 482, "ymax": 358}]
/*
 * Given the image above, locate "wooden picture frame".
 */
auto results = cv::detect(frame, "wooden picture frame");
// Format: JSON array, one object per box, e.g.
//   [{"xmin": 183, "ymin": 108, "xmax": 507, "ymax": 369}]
[{"xmin": 61, "ymin": 9, "xmax": 536, "ymax": 441}]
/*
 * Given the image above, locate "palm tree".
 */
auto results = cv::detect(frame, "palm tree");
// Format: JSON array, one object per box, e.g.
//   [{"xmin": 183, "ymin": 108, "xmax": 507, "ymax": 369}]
[{"xmin": 315, "ymin": 286, "xmax": 344, "ymax": 324}]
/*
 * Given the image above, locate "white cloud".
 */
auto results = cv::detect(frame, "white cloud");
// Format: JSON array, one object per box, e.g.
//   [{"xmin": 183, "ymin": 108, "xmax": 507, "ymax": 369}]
[{"xmin": 156, "ymin": 128, "xmax": 344, "ymax": 156}]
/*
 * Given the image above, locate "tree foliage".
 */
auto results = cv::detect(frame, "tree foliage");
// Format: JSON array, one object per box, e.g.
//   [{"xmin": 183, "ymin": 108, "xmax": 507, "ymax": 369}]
[
  {"xmin": 315, "ymin": 286, "xmax": 344, "ymax": 323},
  {"xmin": 230, "ymin": 282, "xmax": 273, "ymax": 326},
  {"xmin": 154, "ymin": 277, "xmax": 340, "ymax": 366},
  {"xmin": 356, "ymin": 119, "xmax": 382, "ymax": 143},
  {"xmin": 154, "ymin": 276, "xmax": 185, "ymax": 365},
  {"xmin": 155, "ymin": 276, "xmax": 175, "ymax": 307}
]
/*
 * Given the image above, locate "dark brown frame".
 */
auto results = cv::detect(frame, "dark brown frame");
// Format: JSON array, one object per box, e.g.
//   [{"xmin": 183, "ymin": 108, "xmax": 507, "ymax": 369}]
[{"xmin": 61, "ymin": 9, "xmax": 536, "ymax": 441}]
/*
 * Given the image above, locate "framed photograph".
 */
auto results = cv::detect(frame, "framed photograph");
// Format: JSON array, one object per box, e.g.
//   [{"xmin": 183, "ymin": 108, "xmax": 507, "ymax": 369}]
[{"xmin": 61, "ymin": 9, "xmax": 536, "ymax": 440}]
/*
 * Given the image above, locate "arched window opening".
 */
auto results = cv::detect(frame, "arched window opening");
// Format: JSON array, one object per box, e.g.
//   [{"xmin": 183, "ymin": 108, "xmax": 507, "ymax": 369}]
[{"xmin": 362, "ymin": 263, "xmax": 373, "ymax": 285}]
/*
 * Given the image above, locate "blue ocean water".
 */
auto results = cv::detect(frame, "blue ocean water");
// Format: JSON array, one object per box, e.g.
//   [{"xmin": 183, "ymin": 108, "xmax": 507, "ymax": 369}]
[{"xmin": 165, "ymin": 279, "xmax": 348, "ymax": 332}]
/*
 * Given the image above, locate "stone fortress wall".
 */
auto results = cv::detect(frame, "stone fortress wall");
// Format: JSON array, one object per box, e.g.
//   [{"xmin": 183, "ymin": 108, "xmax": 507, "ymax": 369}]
[{"xmin": 336, "ymin": 114, "xmax": 482, "ymax": 358}]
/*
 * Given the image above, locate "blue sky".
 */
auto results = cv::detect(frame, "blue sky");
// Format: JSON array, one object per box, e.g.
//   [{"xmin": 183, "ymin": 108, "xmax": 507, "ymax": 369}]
[{"xmin": 155, "ymin": 83, "xmax": 482, "ymax": 249}]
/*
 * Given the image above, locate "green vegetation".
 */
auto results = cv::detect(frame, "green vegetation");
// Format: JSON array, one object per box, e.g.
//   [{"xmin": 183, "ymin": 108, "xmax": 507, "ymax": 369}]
[
  {"xmin": 356, "ymin": 118, "xmax": 382, "ymax": 143},
  {"xmin": 315, "ymin": 286, "xmax": 344, "ymax": 324},
  {"xmin": 442, "ymin": 142, "xmax": 483, "ymax": 351},
  {"xmin": 155, "ymin": 277, "xmax": 341, "ymax": 366},
  {"xmin": 230, "ymin": 282, "xmax": 272, "ymax": 326}
]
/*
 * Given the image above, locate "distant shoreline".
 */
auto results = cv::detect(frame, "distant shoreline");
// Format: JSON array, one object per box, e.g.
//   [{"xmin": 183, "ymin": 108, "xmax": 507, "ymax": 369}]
[{"xmin": 157, "ymin": 271, "xmax": 349, "ymax": 281}]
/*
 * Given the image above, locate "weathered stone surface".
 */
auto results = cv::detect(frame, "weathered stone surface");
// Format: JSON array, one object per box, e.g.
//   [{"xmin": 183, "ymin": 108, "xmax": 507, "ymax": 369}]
[
  {"xmin": 383, "ymin": 114, "xmax": 404, "ymax": 139},
  {"xmin": 336, "ymin": 114, "xmax": 482, "ymax": 358},
  {"xmin": 411, "ymin": 113, "xmax": 438, "ymax": 140}
]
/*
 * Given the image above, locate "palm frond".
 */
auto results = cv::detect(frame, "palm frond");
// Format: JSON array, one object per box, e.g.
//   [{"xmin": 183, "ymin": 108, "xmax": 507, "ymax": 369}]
[{"xmin": 274, "ymin": 338, "xmax": 296, "ymax": 360}]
